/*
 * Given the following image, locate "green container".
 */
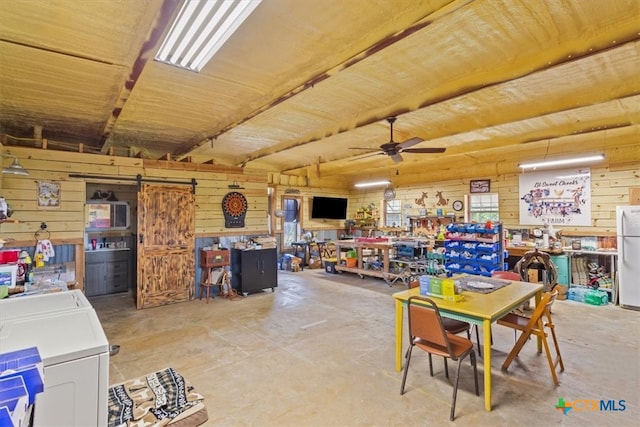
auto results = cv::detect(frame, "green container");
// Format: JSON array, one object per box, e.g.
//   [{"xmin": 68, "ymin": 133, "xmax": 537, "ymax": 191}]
[
  {"xmin": 0, "ymin": 285, "xmax": 8, "ymax": 299},
  {"xmin": 584, "ymin": 290, "xmax": 608, "ymax": 306},
  {"xmin": 430, "ymin": 277, "xmax": 442, "ymax": 296}
]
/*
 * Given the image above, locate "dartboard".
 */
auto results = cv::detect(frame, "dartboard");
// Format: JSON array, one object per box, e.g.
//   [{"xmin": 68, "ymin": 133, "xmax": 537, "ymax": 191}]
[{"xmin": 222, "ymin": 191, "xmax": 248, "ymax": 228}]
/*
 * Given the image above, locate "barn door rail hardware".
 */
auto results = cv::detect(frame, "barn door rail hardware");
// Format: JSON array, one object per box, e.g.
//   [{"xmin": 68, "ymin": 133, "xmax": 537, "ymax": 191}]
[{"xmin": 68, "ymin": 174, "xmax": 197, "ymax": 194}]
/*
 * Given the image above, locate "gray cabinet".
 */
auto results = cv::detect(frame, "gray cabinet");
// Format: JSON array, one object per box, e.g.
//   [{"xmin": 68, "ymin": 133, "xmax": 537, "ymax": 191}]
[{"xmin": 85, "ymin": 250, "xmax": 130, "ymax": 296}]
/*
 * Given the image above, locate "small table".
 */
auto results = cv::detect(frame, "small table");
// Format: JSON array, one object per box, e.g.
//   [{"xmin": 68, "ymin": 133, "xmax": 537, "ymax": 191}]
[
  {"xmin": 199, "ymin": 249, "xmax": 230, "ymax": 303},
  {"xmin": 392, "ymin": 277, "xmax": 543, "ymax": 411},
  {"xmin": 290, "ymin": 241, "xmax": 309, "ymax": 269}
]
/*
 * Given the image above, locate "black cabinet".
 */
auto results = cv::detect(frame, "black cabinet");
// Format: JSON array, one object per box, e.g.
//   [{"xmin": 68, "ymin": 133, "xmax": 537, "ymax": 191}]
[
  {"xmin": 85, "ymin": 250, "xmax": 130, "ymax": 296},
  {"xmin": 231, "ymin": 248, "xmax": 278, "ymax": 295}
]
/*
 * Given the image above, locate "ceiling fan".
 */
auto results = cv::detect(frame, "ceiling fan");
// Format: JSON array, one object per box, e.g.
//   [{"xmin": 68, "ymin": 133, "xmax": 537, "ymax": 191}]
[{"xmin": 350, "ymin": 117, "xmax": 445, "ymax": 163}]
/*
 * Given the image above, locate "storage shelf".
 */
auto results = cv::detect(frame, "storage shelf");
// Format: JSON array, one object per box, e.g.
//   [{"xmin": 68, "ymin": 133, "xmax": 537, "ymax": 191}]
[{"xmin": 445, "ymin": 222, "xmax": 506, "ymax": 277}]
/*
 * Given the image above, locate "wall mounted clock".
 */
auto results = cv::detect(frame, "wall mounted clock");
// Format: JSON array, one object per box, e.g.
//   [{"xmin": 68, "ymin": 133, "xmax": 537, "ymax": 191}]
[
  {"xmin": 452, "ymin": 200, "xmax": 464, "ymax": 211},
  {"xmin": 384, "ymin": 187, "xmax": 396, "ymax": 201}
]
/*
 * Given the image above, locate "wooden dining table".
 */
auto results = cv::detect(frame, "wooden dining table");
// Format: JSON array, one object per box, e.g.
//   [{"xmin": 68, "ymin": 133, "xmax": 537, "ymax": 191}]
[{"xmin": 392, "ymin": 275, "xmax": 543, "ymax": 411}]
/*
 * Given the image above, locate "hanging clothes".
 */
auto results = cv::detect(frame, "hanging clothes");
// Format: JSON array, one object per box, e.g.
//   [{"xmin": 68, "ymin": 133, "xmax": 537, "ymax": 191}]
[{"xmin": 34, "ymin": 239, "xmax": 55, "ymax": 262}]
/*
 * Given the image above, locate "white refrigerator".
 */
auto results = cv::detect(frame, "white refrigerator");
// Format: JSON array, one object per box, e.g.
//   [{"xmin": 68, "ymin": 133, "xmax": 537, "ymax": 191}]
[{"xmin": 617, "ymin": 206, "xmax": 640, "ymax": 310}]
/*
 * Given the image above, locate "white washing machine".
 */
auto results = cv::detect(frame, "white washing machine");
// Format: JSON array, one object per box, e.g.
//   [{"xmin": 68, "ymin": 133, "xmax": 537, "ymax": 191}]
[
  {"xmin": 0, "ymin": 290, "xmax": 109, "ymax": 426},
  {"xmin": 0, "ymin": 289, "xmax": 93, "ymax": 321}
]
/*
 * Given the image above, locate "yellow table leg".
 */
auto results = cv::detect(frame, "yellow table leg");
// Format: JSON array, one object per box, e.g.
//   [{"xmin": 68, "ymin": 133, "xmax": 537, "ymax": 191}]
[
  {"xmin": 483, "ymin": 318, "xmax": 492, "ymax": 411},
  {"xmin": 535, "ymin": 291, "xmax": 542, "ymax": 353},
  {"xmin": 395, "ymin": 299, "xmax": 404, "ymax": 372}
]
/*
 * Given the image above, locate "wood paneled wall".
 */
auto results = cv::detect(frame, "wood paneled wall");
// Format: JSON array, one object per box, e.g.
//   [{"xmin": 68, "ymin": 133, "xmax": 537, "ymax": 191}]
[
  {"xmin": 1, "ymin": 146, "xmax": 637, "ymax": 246},
  {"xmin": 271, "ymin": 187, "xmax": 350, "ymax": 234},
  {"xmin": 349, "ymin": 164, "xmax": 639, "ymax": 236},
  {"xmin": 0, "ymin": 146, "xmax": 270, "ymax": 247}
]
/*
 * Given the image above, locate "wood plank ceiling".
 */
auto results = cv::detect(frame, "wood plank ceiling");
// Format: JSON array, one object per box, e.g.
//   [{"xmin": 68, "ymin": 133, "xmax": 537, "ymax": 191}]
[{"xmin": 1, "ymin": 0, "xmax": 639, "ymax": 188}]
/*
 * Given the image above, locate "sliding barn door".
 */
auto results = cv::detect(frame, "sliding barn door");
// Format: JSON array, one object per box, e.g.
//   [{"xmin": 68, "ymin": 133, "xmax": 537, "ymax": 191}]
[{"xmin": 137, "ymin": 184, "xmax": 195, "ymax": 309}]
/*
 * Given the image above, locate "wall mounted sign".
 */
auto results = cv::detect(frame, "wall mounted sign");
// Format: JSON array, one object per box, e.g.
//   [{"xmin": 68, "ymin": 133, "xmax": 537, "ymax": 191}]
[
  {"xmin": 222, "ymin": 191, "xmax": 248, "ymax": 228},
  {"xmin": 518, "ymin": 168, "xmax": 592, "ymax": 226},
  {"xmin": 37, "ymin": 181, "xmax": 60, "ymax": 209},
  {"xmin": 470, "ymin": 179, "xmax": 490, "ymax": 193}
]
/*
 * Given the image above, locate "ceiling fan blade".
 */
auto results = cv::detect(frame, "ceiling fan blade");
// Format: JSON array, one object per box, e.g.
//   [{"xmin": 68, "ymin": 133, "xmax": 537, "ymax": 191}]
[
  {"xmin": 349, "ymin": 152, "xmax": 384, "ymax": 161},
  {"xmin": 402, "ymin": 147, "xmax": 446, "ymax": 154},
  {"xmin": 390, "ymin": 153, "xmax": 403, "ymax": 163},
  {"xmin": 397, "ymin": 137, "xmax": 424, "ymax": 149},
  {"xmin": 348, "ymin": 147, "xmax": 379, "ymax": 151}
]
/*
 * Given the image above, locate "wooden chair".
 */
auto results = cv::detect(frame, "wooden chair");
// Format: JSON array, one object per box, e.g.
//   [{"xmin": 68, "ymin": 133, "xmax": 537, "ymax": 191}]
[
  {"xmin": 491, "ymin": 270, "xmax": 523, "ymax": 281},
  {"xmin": 199, "ymin": 267, "xmax": 226, "ymax": 303},
  {"xmin": 491, "ymin": 270, "xmax": 524, "ymax": 341},
  {"xmin": 400, "ymin": 296, "xmax": 479, "ymax": 421},
  {"xmin": 498, "ymin": 290, "xmax": 564, "ymax": 386}
]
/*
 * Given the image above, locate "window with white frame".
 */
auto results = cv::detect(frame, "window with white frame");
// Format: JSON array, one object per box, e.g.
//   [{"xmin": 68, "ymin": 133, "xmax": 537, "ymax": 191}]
[
  {"xmin": 385, "ymin": 199, "xmax": 402, "ymax": 227},
  {"xmin": 468, "ymin": 193, "xmax": 499, "ymax": 222}
]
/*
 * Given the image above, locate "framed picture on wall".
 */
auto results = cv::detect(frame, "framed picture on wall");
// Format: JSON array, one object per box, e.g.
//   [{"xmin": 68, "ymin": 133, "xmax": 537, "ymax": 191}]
[
  {"xmin": 470, "ymin": 179, "xmax": 491, "ymax": 193},
  {"xmin": 37, "ymin": 181, "xmax": 61, "ymax": 209}
]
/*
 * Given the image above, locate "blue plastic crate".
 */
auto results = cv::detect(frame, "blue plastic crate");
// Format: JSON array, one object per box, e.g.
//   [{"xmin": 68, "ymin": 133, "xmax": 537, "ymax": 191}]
[
  {"xmin": 476, "ymin": 242, "xmax": 499, "ymax": 252},
  {"xmin": 444, "ymin": 240, "xmax": 460, "ymax": 249},
  {"xmin": 476, "ymin": 253, "xmax": 499, "ymax": 264}
]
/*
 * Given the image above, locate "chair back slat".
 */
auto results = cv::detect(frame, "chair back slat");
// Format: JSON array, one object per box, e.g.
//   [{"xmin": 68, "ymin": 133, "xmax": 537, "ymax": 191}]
[{"xmin": 521, "ymin": 290, "xmax": 555, "ymax": 331}]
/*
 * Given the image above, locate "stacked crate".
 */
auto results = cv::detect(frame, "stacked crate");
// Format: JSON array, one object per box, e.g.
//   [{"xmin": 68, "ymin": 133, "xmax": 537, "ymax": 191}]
[{"xmin": 570, "ymin": 256, "xmax": 589, "ymax": 285}]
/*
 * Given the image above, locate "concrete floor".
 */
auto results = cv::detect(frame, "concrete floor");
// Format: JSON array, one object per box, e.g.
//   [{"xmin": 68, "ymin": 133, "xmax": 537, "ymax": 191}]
[{"xmin": 90, "ymin": 269, "xmax": 640, "ymax": 427}]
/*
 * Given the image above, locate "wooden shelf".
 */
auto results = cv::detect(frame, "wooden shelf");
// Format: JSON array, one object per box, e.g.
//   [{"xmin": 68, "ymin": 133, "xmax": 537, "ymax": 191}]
[{"xmin": 561, "ymin": 230, "xmax": 616, "ymax": 237}]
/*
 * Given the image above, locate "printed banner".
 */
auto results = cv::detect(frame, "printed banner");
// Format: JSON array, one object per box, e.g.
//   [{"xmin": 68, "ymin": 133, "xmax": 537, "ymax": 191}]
[{"xmin": 518, "ymin": 168, "xmax": 592, "ymax": 226}]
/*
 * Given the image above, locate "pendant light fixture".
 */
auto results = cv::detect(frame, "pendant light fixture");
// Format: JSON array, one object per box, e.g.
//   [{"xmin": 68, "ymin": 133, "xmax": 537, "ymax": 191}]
[{"xmin": 1, "ymin": 154, "xmax": 29, "ymax": 176}]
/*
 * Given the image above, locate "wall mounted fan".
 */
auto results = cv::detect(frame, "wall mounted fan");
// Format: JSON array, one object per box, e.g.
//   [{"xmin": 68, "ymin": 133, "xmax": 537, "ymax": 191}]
[{"xmin": 350, "ymin": 117, "xmax": 445, "ymax": 163}]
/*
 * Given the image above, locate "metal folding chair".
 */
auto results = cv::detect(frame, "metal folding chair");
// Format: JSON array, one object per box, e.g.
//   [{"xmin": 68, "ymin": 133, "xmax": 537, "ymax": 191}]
[{"xmin": 400, "ymin": 296, "xmax": 479, "ymax": 421}]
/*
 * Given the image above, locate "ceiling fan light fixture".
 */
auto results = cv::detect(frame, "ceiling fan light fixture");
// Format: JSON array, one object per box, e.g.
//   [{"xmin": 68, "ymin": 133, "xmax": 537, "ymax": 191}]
[
  {"xmin": 518, "ymin": 154, "xmax": 604, "ymax": 170},
  {"xmin": 354, "ymin": 180, "xmax": 391, "ymax": 188},
  {"xmin": 1, "ymin": 154, "xmax": 29, "ymax": 176},
  {"xmin": 155, "ymin": 0, "xmax": 262, "ymax": 72}
]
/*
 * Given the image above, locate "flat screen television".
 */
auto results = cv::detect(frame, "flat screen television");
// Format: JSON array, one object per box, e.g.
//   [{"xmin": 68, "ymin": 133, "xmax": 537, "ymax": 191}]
[{"xmin": 311, "ymin": 196, "xmax": 348, "ymax": 220}]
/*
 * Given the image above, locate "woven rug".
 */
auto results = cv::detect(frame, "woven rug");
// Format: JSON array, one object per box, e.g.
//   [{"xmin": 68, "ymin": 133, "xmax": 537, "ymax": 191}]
[{"xmin": 108, "ymin": 367, "xmax": 205, "ymax": 427}]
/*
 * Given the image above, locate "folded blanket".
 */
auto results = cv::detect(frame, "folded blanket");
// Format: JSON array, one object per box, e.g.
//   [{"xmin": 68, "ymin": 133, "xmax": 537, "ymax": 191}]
[{"xmin": 108, "ymin": 367, "xmax": 205, "ymax": 427}]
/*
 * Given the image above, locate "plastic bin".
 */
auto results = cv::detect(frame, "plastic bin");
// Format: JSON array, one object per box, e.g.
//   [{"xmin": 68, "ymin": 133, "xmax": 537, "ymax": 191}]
[
  {"xmin": 324, "ymin": 258, "xmax": 337, "ymax": 274},
  {"xmin": 0, "ymin": 250, "xmax": 20, "ymax": 264},
  {"xmin": 0, "ymin": 265, "xmax": 18, "ymax": 288}
]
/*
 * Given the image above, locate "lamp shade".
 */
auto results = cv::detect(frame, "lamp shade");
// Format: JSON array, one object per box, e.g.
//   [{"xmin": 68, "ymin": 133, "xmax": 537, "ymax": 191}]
[{"xmin": 1, "ymin": 156, "xmax": 29, "ymax": 175}]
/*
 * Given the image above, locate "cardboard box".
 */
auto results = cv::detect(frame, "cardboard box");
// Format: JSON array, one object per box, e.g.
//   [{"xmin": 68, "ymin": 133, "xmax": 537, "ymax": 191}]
[
  {"xmin": 419, "ymin": 276, "xmax": 430, "ymax": 296},
  {"xmin": 429, "ymin": 277, "xmax": 442, "ymax": 296},
  {"xmin": 555, "ymin": 284, "xmax": 568, "ymax": 300},
  {"xmin": 442, "ymin": 278, "xmax": 456, "ymax": 297}
]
